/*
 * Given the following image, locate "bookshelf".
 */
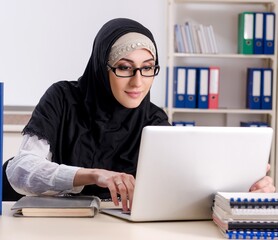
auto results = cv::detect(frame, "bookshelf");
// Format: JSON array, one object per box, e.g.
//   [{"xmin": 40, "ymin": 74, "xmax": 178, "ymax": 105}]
[{"xmin": 166, "ymin": 0, "xmax": 277, "ymax": 184}]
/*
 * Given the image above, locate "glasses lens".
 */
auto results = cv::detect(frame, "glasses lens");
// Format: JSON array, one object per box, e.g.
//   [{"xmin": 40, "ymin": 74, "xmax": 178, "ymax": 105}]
[
  {"xmin": 112, "ymin": 65, "xmax": 160, "ymax": 77},
  {"xmin": 115, "ymin": 67, "xmax": 133, "ymax": 77},
  {"xmin": 141, "ymin": 66, "xmax": 156, "ymax": 77}
]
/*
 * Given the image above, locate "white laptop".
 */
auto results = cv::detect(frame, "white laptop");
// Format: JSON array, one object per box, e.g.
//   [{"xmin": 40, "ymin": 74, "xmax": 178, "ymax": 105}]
[{"xmin": 101, "ymin": 126, "xmax": 273, "ymax": 222}]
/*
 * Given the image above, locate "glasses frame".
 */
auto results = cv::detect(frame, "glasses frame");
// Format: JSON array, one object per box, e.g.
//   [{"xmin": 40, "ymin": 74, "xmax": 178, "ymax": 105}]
[{"xmin": 107, "ymin": 63, "xmax": 160, "ymax": 78}]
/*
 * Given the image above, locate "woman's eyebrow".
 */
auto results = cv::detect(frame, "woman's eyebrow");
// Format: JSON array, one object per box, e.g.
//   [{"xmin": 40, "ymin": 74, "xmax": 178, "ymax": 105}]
[{"xmin": 119, "ymin": 58, "xmax": 155, "ymax": 63}]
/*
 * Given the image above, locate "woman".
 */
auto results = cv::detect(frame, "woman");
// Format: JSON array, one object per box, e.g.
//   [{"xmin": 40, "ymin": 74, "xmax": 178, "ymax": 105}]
[{"xmin": 7, "ymin": 18, "xmax": 275, "ymax": 212}]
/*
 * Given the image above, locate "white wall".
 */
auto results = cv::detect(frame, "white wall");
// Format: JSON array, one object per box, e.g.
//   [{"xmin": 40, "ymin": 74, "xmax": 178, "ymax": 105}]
[
  {"xmin": 0, "ymin": 0, "xmax": 167, "ymax": 107},
  {"xmin": 3, "ymin": 131, "xmax": 23, "ymax": 161}
]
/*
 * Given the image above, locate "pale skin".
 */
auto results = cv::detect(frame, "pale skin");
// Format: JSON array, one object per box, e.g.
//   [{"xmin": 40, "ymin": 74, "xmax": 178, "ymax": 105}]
[{"xmin": 73, "ymin": 49, "xmax": 275, "ymax": 212}]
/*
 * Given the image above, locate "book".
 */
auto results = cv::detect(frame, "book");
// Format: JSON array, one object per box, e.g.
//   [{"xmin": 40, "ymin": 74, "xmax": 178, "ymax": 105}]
[
  {"xmin": 213, "ymin": 213, "xmax": 278, "ymax": 231},
  {"xmin": 11, "ymin": 195, "xmax": 101, "ymax": 217},
  {"xmin": 223, "ymin": 229, "xmax": 278, "ymax": 239},
  {"xmin": 213, "ymin": 192, "xmax": 278, "ymax": 239}
]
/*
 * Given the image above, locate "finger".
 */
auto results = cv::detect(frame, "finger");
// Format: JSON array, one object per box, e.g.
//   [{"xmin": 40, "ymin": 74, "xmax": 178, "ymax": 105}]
[
  {"xmin": 250, "ymin": 176, "xmax": 273, "ymax": 192},
  {"xmin": 126, "ymin": 180, "xmax": 134, "ymax": 210},
  {"xmin": 122, "ymin": 175, "xmax": 135, "ymax": 210},
  {"xmin": 117, "ymin": 182, "xmax": 128, "ymax": 211},
  {"xmin": 107, "ymin": 181, "xmax": 119, "ymax": 206},
  {"xmin": 266, "ymin": 163, "xmax": 271, "ymax": 173},
  {"xmin": 251, "ymin": 184, "xmax": 276, "ymax": 193}
]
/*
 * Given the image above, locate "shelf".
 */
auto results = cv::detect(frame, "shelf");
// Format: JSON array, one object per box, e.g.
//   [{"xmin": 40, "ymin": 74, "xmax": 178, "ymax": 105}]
[
  {"xmin": 173, "ymin": 0, "xmax": 276, "ymax": 4},
  {"xmin": 167, "ymin": 108, "xmax": 274, "ymax": 114},
  {"xmin": 170, "ymin": 53, "xmax": 276, "ymax": 60},
  {"xmin": 167, "ymin": 0, "xmax": 277, "ymax": 184}
]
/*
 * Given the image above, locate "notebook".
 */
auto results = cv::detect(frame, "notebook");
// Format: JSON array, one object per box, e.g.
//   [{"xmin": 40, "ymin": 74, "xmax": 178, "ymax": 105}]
[{"xmin": 101, "ymin": 126, "xmax": 273, "ymax": 222}]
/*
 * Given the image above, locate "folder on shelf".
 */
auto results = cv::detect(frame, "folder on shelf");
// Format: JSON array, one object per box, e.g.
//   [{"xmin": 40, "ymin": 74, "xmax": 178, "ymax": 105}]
[
  {"xmin": 180, "ymin": 24, "xmax": 189, "ymax": 53},
  {"xmin": 246, "ymin": 68, "xmax": 261, "ymax": 109},
  {"xmin": 238, "ymin": 12, "xmax": 254, "ymax": 54},
  {"xmin": 240, "ymin": 121, "xmax": 268, "ymax": 127},
  {"xmin": 263, "ymin": 12, "xmax": 275, "ymax": 54},
  {"xmin": 0, "ymin": 83, "xmax": 3, "ymax": 215},
  {"xmin": 174, "ymin": 24, "xmax": 185, "ymax": 53},
  {"xmin": 197, "ymin": 67, "xmax": 209, "ymax": 109},
  {"xmin": 173, "ymin": 67, "xmax": 186, "ymax": 108},
  {"xmin": 184, "ymin": 22, "xmax": 194, "ymax": 53},
  {"xmin": 172, "ymin": 121, "xmax": 195, "ymax": 127},
  {"xmin": 261, "ymin": 68, "xmax": 273, "ymax": 109},
  {"xmin": 184, "ymin": 67, "xmax": 197, "ymax": 108},
  {"xmin": 253, "ymin": 12, "xmax": 264, "ymax": 54},
  {"xmin": 208, "ymin": 67, "xmax": 220, "ymax": 109}
]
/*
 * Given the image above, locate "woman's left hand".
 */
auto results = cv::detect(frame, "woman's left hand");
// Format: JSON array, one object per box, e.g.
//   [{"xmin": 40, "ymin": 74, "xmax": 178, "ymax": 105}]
[{"xmin": 249, "ymin": 164, "xmax": 276, "ymax": 192}]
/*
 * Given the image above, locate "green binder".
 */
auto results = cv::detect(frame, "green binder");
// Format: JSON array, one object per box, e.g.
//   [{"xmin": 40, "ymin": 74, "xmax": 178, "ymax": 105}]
[{"xmin": 238, "ymin": 12, "xmax": 254, "ymax": 54}]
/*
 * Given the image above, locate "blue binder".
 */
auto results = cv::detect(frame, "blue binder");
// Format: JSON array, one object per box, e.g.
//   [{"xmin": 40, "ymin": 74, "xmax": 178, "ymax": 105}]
[
  {"xmin": 261, "ymin": 68, "xmax": 273, "ymax": 109},
  {"xmin": 263, "ymin": 12, "xmax": 275, "ymax": 54},
  {"xmin": 246, "ymin": 68, "xmax": 261, "ymax": 109},
  {"xmin": 196, "ymin": 67, "xmax": 209, "ymax": 109},
  {"xmin": 173, "ymin": 67, "xmax": 186, "ymax": 108},
  {"xmin": 0, "ymin": 82, "xmax": 3, "ymax": 215},
  {"xmin": 240, "ymin": 121, "xmax": 268, "ymax": 127},
  {"xmin": 184, "ymin": 67, "xmax": 197, "ymax": 108},
  {"xmin": 172, "ymin": 121, "xmax": 195, "ymax": 126},
  {"xmin": 253, "ymin": 12, "xmax": 264, "ymax": 54}
]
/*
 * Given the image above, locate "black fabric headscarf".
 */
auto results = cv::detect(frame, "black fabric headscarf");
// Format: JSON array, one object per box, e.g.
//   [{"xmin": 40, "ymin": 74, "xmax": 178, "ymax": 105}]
[{"xmin": 23, "ymin": 18, "xmax": 170, "ymax": 197}]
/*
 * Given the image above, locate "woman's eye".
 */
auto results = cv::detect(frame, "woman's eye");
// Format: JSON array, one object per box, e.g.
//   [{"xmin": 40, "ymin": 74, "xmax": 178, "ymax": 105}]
[
  {"xmin": 117, "ymin": 65, "xmax": 132, "ymax": 71},
  {"xmin": 142, "ymin": 66, "xmax": 153, "ymax": 71}
]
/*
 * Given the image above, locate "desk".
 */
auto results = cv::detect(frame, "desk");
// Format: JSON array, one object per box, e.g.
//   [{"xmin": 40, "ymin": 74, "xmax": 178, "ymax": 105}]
[{"xmin": 0, "ymin": 202, "xmax": 224, "ymax": 240}]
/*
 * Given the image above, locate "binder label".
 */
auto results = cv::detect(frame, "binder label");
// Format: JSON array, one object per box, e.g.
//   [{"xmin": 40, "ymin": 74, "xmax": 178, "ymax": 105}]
[
  {"xmin": 253, "ymin": 71, "xmax": 261, "ymax": 96},
  {"xmin": 209, "ymin": 69, "xmax": 219, "ymax": 94},
  {"xmin": 200, "ymin": 70, "xmax": 208, "ymax": 95},
  {"xmin": 244, "ymin": 14, "xmax": 254, "ymax": 40},
  {"xmin": 177, "ymin": 69, "xmax": 186, "ymax": 94},
  {"xmin": 263, "ymin": 70, "xmax": 271, "ymax": 96},
  {"xmin": 266, "ymin": 14, "xmax": 274, "ymax": 40},
  {"xmin": 187, "ymin": 69, "xmax": 196, "ymax": 95},
  {"xmin": 255, "ymin": 13, "xmax": 263, "ymax": 39}
]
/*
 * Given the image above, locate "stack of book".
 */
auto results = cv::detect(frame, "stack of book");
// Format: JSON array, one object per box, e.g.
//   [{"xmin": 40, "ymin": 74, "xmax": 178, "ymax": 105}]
[
  {"xmin": 174, "ymin": 21, "xmax": 218, "ymax": 54},
  {"xmin": 212, "ymin": 192, "xmax": 278, "ymax": 239}
]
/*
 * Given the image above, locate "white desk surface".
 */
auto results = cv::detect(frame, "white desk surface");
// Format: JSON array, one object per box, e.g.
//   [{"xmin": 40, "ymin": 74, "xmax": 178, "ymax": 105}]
[{"xmin": 0, "ymin": 202, "xmax": 224, "ymax": 240}]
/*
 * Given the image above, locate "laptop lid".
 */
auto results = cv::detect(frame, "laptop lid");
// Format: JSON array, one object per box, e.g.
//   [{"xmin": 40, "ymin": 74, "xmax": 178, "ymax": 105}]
[{"xmin": 101, "ymin": 126, "xmax": 273, "ymax": 222}]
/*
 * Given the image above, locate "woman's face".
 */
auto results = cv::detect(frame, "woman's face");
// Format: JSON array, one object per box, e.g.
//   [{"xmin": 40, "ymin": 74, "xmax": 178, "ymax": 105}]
[{"xmin": 108, "ymin": 49, "xmax": 155, "ymax": 108}]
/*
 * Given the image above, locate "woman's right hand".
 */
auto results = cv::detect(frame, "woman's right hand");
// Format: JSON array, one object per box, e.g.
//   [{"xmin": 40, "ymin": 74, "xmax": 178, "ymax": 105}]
[{"xmin": 74, "ymin": 168, "xmax": 135, "ymax": 212}]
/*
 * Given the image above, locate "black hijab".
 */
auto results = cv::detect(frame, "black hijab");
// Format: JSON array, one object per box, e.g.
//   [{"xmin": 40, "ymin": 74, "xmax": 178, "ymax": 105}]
[{"xmin": 23, "ymin": 18, "xmax": 170, "ymax": 197}]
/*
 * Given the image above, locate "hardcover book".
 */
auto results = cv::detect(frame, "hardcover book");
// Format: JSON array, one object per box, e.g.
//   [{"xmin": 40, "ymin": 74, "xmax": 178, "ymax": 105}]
[{"xmin": 11, "ymin": 195, "xmax": 101, "ymax": 217}]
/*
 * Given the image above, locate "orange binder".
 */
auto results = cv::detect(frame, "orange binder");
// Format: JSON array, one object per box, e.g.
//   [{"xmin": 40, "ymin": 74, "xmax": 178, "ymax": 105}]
[{"xmin": 208, "ymin": 67, "xmax": 220, "ymax": 109}]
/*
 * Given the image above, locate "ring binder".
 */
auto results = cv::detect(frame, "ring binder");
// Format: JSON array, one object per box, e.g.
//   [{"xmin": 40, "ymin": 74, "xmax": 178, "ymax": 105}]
[
  {"xmin": 213, "ymin": 192, "xmax": 278, "ymax": 239},
  {"xmin": 225, "ymin": 230, "xmax": 278, "ymax": 239}
]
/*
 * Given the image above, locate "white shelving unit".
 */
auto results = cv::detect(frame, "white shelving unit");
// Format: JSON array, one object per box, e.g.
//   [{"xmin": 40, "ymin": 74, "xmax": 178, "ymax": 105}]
[{"xmin": 166, "ymin": 0, "xmax": 277, "ymax": 184}]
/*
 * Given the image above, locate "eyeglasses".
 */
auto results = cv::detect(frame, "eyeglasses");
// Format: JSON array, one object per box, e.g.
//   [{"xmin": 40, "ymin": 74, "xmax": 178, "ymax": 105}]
[{"xmin": 107, "ymin": 63, "xmax": 160, "ymax": 78}]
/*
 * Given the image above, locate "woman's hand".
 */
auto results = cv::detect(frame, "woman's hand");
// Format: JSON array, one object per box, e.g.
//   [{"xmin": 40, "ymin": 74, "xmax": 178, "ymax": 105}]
[
  {"xmin": 249, "ymin": 164, "xmax": 276, "ymax": 193},
  {"xmin": 74, "ymin": 168, "xmax": 135, "ymax": 212}
]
